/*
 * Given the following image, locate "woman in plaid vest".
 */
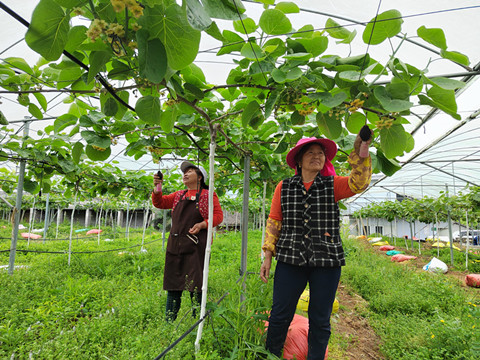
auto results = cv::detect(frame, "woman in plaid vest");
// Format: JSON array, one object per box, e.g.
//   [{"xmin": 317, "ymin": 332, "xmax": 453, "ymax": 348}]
[
  {"xmin": 152, "ymin": 161, "xmax": 223, "ymax": 322},
  {"xmin": 260, "ymin": 129, "xmax": 372, "ymax": 359}
]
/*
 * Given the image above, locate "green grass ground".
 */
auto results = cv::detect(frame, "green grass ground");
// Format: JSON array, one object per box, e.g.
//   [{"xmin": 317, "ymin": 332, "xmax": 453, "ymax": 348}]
[{"xmin": 1, "ymin": 222, "xmax": 479, "ymax": 359}]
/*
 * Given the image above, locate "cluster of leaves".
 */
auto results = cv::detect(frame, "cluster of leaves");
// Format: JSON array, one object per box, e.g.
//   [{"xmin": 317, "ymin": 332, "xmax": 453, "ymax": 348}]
[
  {"xmin": 353, "ymin": 186, "xmax": 480, "ymax": 226},
  {"xmin": 0, "ymin": 0, "xmax": 471, "ymax": 204}
]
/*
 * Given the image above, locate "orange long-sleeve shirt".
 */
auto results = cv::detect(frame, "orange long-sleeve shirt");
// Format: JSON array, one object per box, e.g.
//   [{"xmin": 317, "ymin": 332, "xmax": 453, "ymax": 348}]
[{"xmin": 151, "ymin": 189, "xmax": 223, "ymax": 227}]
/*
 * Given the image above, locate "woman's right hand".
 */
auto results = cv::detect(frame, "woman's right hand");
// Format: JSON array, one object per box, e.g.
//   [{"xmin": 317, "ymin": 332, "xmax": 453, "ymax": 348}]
[
  {"xmin": 260, "ymin": 251, "xmax": 273, "ymax": 283},
  {"xmin": 153, "ymin": 173, "xmax": 163, "ymax": 193}
]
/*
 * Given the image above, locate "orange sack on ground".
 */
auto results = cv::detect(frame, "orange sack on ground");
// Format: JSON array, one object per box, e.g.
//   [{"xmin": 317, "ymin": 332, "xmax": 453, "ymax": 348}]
[
  {"xmin": 465, "ymin": 274, "xmax": 480, "ymax": 287},
  {"xmin": 20, "ymin": 232, "xmax": 41, "ymax": 239},
  {"xmin": 265, "ymin": 313, "xmax": 328, "ymax": 360},
  {"xmin": 86, "ymin": 229, "xmax": 103, "ymax": 235},
  {"xmin": 379, "ymin": 245, "xmax": 395, "ymax": 251},
  {"xmin": 391, "ymin": 254, "xmax": 417, "ymax": 262}
]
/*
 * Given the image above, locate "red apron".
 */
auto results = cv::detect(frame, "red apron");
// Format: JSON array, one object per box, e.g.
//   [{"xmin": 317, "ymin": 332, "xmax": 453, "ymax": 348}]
[{"xmin": 163, "ymin": 191, "xmax": 207, "ymax": 292}]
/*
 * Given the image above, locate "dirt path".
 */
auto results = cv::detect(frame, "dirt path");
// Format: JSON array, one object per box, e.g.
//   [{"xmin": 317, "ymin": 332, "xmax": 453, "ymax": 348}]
[{"xmin": 330, "ymin": 283, "xmax": 385, "ymax": 360}]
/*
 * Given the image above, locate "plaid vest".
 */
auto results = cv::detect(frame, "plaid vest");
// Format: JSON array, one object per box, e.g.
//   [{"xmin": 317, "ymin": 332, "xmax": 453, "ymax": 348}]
[{"xmin": 277, "ymin": 175, "xmax": 345, "ymax": 267}]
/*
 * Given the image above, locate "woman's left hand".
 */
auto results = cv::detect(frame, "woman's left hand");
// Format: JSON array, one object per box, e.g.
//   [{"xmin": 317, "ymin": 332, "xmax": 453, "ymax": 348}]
[{"xmin": 189, "ymin": 221, "xmax": 207, "ymax": 234}]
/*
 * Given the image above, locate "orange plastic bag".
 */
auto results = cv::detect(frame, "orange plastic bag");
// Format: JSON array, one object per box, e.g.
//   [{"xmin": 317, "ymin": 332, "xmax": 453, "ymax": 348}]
[
  {"xmin": 263, "ymin": 313, "xmax": 328, "ymax": 360},
  {"xmin": 391, "ymin": 254, "xmax": 417, "ymax": 262},
  {"xmin": 465, "ymin": 274, "xmax": 480, "ymax": 287},
  {"xmin": 20, "ymin": 232, "xmax": 41, "ymax": 239},
  {"xmin": 280, "ymin": 314, "xmax": 328, "ymax": 360},
  {"xmin": 86, "ymin": 229, "xmax": 103, "ymax": 235}
]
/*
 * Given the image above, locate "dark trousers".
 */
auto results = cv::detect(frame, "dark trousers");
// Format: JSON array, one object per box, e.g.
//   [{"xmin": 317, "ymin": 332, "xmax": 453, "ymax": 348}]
[
  {"xmin": 265, "ymin": 261, "xmax": 341, "ymax": 360},
  {"xmin": 165, "ymin": 290, "xmax": 202, "ymax": 322}
]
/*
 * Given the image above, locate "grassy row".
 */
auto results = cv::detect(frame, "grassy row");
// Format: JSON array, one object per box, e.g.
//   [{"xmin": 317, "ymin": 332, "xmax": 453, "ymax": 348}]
[{"xmin": 1, "ymin": 221, "xmax": 479, "ymax": 359}]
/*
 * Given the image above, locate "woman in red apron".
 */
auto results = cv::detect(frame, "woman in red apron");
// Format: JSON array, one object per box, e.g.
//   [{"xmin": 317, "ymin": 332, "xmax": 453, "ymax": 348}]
[{"xmin": 152, "ymin": 161, "xmax": 223, "ymax": 322}]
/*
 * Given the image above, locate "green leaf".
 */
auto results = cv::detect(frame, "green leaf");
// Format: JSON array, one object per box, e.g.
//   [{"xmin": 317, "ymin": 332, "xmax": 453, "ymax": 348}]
[
  {"xmin": 185, "ymin": 0, "xmax": 213, "ymax": 30},
  {"xmin": 135, "ymin": 96, "xmax": 162, "ymax": 125},
  {"xmin": 386, "ymin": 82, "xmax": 410, "ymax": 99},
  {"xmin": 217, "ymin": 88, "xmax": 241, "ymax": 102},
  {"xmin": 296, "ymin": 36, "xmax": 328, "ymax": 57},
  {"xmin": 217, "ymin": 30, "xmax": 245, "ymax": 56},
  {"xmin": 104, "ymin": 98, "xmax": 118, "ymax": 117},
  {"xmin": 87, "ymin": 51, "xmax": 111, "ymax": 84},
  {"xmin": 325, "ymin": 18, "xmax": 356, "ymax": 44},
  {"xmin": 292, "ymin": 24, "xmax": 314, "ymax": 39},
  {"xmin": 362, "ymin": 9, "xmax": 403, "ymax": 45},
  {"xmin": 81, "ymin": 131, "xmax": 111, "ymax": 148},
  {"xmin": 339, "ymin": 70, "xmax": 364, "ymax": 82},
  {"xmin": 23, "ymin": 179, "xmax": 38, "ymax": 194},
  {"xmin": 64, "ymin": 26, "xmax": 87, "ymax": 53},
  {"xmin": 241, "ymin": 42, "xmax": 265, "ymax": 60},
  {"xmin": 28, "ymin": 104, "xmax": 43, "ymax": 119},
  {"xmin": 85, "ymin": 144, "xmax": 111, "ymax": 161},
  {"xmin": 33, "ymin": 92, "xmax": 48, "ymax": 111},
  {"xmin": 202, "ymin": 0, "xmax": 245, "ymax": 20},
  {"xmin": 440, "ymin": 49, "xmax": 470, "ymax": 67},
  {"xmin": 275, "ymin": 2, "xmax": 300, "ymax": 14},
  {"xmin": 264, "ymin": 89, "xmax": 281, "ymax": 119},
  {"xmin": 274, "ymin": 140, "xmax": 288, "ymax": 154},
  {"xmin": 286, "ymin": 68, "xmax": 303, "ymax": 81},
  {"xmin": 25, "ymin": 0, "xmax": 70, "ymax": 61},
  {"xmin": 379, "ymin": 124, "xmax": 407, "ymax": 158},
  {"xmin": 271, "ymin": 68, "xmax": 287, "ymax": 83},
  {"xmin": 346, "ymin": 112, "xmax": 366, "ymax": 134},
  {"xmin": 54, "ymin": 113, "xmax": 77, "ymax": 133},
  {"xmin": 72, "ymin": 141, "xmax": 84, "ymax": 164},
  {"xmin": 233, "ymin": 18, "xmax": 258, "ymax": 34},
  {"xmin": 259, "ymin": 9, "xmax": 292, "ymax": 35},
  {"xmin": 0, "ymin": 111, "xmax": 8, "ymax": 125},
  {"xmin": 204, "ymin": 21, "xmax": 225, "ymax": 42},
  {"xmin": 57, "ymin": 158, "xmax": 76, "ymax": 174},
  {"xmin": 114, "ymin": 91, "xmax": 130, "ymax": 120},
  {"xmin": 57, "ymin": 67, "xmax": 83, "ymax": 89},
  {"xmin": 425, "ymin": 76, "xmax": 466, "ymax": 91},
  {"xmin": 263, "ymin": 38, "xmax": 286, "ymax": 58},
  {"xmin": 374, "ymin": 86, "xmax": 413, "ymax": 112},
  {"xmin": 315, "ymin": 92, "xmax": 348, "ymax": 108},
  {"xmin": 283, "ymin": 52, "xmax": 312, "ymax": 61},
  {"xmin": 140, "ymin": 4, "xmax": 200, "ymax": 70},
  {"xmin": 181, "ymin": 63, "xmax": 206, "ymax": 87},
  {"xmin": 137, "ymin": 29, "xmax": 167, "ymax": 84},
  {"xmin": 4, "ymin": 57, "xmax": 33, "ymax": 74},
  {"xmin": 418, "ymin": 87, "xmax": 461, "ymax": 120},
  {"xmin": 291, "ymin": 111, "xmax": 305, "ymax": 125},
  {"xmin": 184, "ymin": 83, "xmax": 205, "ymax": 99},
  {"xmin": 316, "ymin": 112, "xmax": 342, "ymax": 139},
  {"xmin": 161, "ymin": 107, "xmax": 176, "ymax": 133},
  {"xmin": 417, "ymin": 26, "xmax": 447, "ymax": 49},
  {"xmin": 374, "ymin": 150, "xmax": 401, "ymax": 176},
  {"xmin": 242, "ymin": 101, "xmax": 261, "ymax": 128}
]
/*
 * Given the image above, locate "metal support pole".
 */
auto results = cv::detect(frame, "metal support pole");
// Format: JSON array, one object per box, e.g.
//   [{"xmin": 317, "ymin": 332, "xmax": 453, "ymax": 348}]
[
  {"xmin": 446, "ymin": 185, "xmax": 455, "ymax": 266},
  {"xmin": 240, "ymin": 154, "xmax": 250, "ymax": 285},
  {"xmin": 465, "ymin": 210, "xmax": 470, "ymax": 270},
  {"xmin": 261, "ymin": 181, "xmax": 267, "ymax": 261},
  {"xmin": 43, "ymin": 192, "xmax": 50, "ymax": 243},
  {"xmin": 162, "ymin": 209, "xmax": 167, "ymax": 250},
  {"xmin": 8, "ymin": 121, "xmax": 29, "ymax": 275},
  {"xmin": 195, "ymin": 138, "xmax": 217, "ymax": 352}
]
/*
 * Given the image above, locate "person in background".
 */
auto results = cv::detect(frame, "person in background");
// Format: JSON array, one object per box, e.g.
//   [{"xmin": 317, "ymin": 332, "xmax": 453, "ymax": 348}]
[
  {"xmin": 260, "ymin": 129, "xmax": 373, "ymax": 359},
  {"xmin": 153, "ymin": 161, "xmax": 223, "ymax": 322}
]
